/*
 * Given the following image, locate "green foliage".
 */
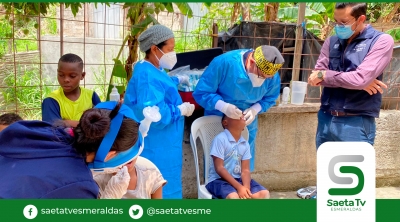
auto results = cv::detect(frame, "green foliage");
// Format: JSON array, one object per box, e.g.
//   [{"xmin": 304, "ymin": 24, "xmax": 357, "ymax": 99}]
[
  {"xmin": 42, "ymin": 5, "xmax": 58, "ymax": 35},
  {"xmin": 386, "ymin": 28, "xmax": 400, "ymax": 42},
  {"xmin": 0, "ymin": 4, "xmax": 59, "ymax": 57},
  {"xmin": 1, "ymin": 64, "xmax": 55, "ymax": 120},
  {"xmin": 182, "ymin": 3, "xmax": 234, "ymax": 52},
  {"xmin": 64, "ymin": 3, "xmax": 83, "ymax": 17},
  {"xmin": 1, "ymin": 3, "xmax": 54, "ymax": 18},
  {"xmin": 277, "ymin": 3, "xmax": 335, "ymax": 38},
  {"xmin": 106, "ymin": 2, "xmax": 193, "ymax": 100},
  {"xmin": 131, "ymin": 12, "xmax": 159, "ymax": 36},
  {"xmin": 174, "ymin": 3, "xmax": 193, "ymax": 17},
  {"xmin": 105, "ymin": 58, "xmax": 127, "ymax": 101},
  {"xmin": 367, "ymin": 3, "xmax": 395, "ymax": 23},
  {"xmin": 174, "ymin": 32, "xmax": 203, "ymax": 53},
  {"xmin": 91, "ymin": 67, "xmax": 107, "ymax": 102},
  {"xmin": 0, "ymin": 15, "xmax": 38, "ymax": 57}
]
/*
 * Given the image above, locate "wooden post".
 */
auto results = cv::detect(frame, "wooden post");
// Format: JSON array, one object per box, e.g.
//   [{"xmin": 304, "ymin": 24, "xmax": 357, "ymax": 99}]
[
  {"xmin": 212, "ymin": 23, "xmax": 218, "ymax": 48},
  {"xmin": 60, "ymin": 3, "xmax": 64, "ymax": 57},
  {"xmin": 291, "ymin": 3, "xmax": 306, "ymax": 82}
]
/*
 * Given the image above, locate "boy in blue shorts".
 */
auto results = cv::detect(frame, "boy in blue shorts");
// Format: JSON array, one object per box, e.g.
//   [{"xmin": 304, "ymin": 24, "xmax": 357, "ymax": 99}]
[
  {"xmin": 206, "ymin": 114, "xmax": 270, "ymax": 199},
  {"xmin": 42, "ymin": 53, "xmax": 101, "ymax": 127}
]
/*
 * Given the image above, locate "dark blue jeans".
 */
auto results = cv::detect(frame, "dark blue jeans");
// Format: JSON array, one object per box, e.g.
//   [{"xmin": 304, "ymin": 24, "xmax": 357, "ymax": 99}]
[{"xmin": 316, "ymin": 110, "xmax": 376, "ymax": 149}]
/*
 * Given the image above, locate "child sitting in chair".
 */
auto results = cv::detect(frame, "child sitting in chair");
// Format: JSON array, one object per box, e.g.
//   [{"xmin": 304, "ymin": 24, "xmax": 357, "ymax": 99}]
[{"xmin": 205, "ymin": 114, "xmax": 270, "ymax": 199}]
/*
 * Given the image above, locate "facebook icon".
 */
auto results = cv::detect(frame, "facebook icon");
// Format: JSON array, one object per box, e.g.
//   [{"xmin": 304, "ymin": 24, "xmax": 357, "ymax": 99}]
[{"xmin": 23, "ymin": 205, "xmax": 38, "ymax": 219}]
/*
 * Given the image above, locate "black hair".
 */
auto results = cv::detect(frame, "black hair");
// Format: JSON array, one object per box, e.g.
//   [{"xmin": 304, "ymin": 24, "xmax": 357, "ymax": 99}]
[
  {"xmin": 58, "ymin": 53, "xmax": 84, "ymax": 70},
  {"xmin": 145, "ymin": 41, "xmax": 168, "ymax": 58},
  {"xmin": 221, "ymin": 114, "xmax": 227, "ymax": 129},
  {"xmin": 335, "ymin": 3, "xmax": 367, "ymax": 19},
  {"xmin": 0, "ymin": 113, "xmax": 23, "ymax": 125},
  {"xmin": 73, "ymin": 102, "xmax": 139, "ymax": 156}
]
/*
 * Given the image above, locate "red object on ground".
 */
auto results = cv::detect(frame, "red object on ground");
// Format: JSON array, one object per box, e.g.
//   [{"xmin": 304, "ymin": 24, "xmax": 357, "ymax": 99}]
[{"xmin": 178, "ymin": 91, "xmax": 202, "ymax": 110}]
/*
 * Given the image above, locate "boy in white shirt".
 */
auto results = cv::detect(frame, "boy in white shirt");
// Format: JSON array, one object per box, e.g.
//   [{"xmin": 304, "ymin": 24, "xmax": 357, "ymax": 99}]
[{"xmin": 206, "ymin": 114, "xmax": 269, "ymax": 199}]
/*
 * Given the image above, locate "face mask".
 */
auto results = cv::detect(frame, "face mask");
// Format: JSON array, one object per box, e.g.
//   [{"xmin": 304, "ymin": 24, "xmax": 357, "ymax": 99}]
[
  {"xmin": 334, "ymin": 21, "xmax": 357, "ymax": 40},
  {"xmin": 248, "ymin": 72, "xmax": 266, "ymax": 87},
  {"xmin": 155, "ymin": 48, "xmax": 177, "ymax": 70}
]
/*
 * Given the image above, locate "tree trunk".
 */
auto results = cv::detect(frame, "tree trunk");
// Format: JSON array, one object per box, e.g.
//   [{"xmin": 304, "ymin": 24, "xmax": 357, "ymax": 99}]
[
  {"xmin": 383, "ymin": 3, "xmax": 400, "ymax": 23},
  {"xmin": 124, "ymin": 3, "xmax": 146, "ymax": 81},
  {"xmin": 241, "ymin": 3, "xmax": 251, "ymax": 21},
  {"xmin": 376, "ymin": 3, "xmax": 400, "ymax": 23},
  {"xmin": 231, "ymin": 3, "xmax": 241, "ymax": 26},
  {"xmin": 264, "ymin": 3, "xmax": 279, "ymax": 21}
]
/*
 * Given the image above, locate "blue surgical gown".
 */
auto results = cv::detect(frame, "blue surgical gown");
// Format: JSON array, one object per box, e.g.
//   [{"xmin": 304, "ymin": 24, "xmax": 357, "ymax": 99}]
[
  {"xmin": 193, "ymin": 49, "xmax": 281, "ymax": 172},
  {"xmin": 124, "ymin": 60, "xmax": 184, "ymax": 199}
]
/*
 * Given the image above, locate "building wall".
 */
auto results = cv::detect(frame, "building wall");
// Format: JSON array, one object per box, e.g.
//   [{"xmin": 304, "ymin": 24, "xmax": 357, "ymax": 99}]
[{"xmin": 56, "ymin": 4, "xmax": 87, "ymax": 38}]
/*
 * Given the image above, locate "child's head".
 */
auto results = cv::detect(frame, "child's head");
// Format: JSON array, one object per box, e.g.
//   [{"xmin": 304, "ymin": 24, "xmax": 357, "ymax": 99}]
[
  {"xmin": 0, "ymin": 113, "xmax": 23, "ymax": 132},
  {"xmin": 58, "ymin": 53, "xmax": 85, "ymax": 93},
  {"xmin": 221, "ymin": 113, "xmax": 246, "ymax": 132},
  {"xmin": 73, "ymin": 102, "xmax": 139, "ymax": 163}
]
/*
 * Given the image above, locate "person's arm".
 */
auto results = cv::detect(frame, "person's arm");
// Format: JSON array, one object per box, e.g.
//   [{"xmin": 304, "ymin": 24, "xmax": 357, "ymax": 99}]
[
  {"xmin": 321, "ymin": 34, "xmax": 394, "ymax": 89},
  {"xmin": 92, "ymin": 91, "xmax": 102, "ymax": 106},
  {"xmin": 311, "ymin": 37, "xmax": 338, "ymax": 88},
  {"xmin": 41, "ymin": 98, "xmax": 62, "ymax": 123},
  {"xmin": 64, "ymin": 120, "xmax": 79, "ymax": 128},
  {"xmin": 41, "ymin": 98, "xmax": 79, "ymax": 127},
  {"xmin": 170, "ymin": 76, "xmax": 179, "ymax": 85},
  {"xmin": 192, "ymin": 58, "xmax": 225, "ymax": 111},
  {"xmin": 257, "ymin": 73, "xmax": 281, "ymax": 113},
  {"xmin": 151, "ymin": 187, "xmax": 163, "ymax": 199},
  {"xmin": 314, "ymin": 37, "xmax": 330, "ymax": 71},
  {"xmin": 124, "ymin": 72, "xmax": 182, "ymax": 130},
  {"xmin": 241, "ymin": 160, "xmax": 251, "ymax": 190},
  {"xmin": 150, "ymin": 165, "xmax": 167, "ymax": 199},
  {"xmin": 98, "ymin": 166, "xmax": 130, "ymax": 199},
  {"xmin": 240, "ymin": 143, "xmax": 252, "ymax": 191},
  {"xmin": 213, "ymin": 156, "xmax": 242, "ymax": 190}
]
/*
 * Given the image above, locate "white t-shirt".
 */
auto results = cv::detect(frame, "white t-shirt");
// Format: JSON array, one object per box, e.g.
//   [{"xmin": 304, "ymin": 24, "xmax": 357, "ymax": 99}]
[{"xmin": 94, "ymin": 156, "xmax": 167, "ymax": 199}]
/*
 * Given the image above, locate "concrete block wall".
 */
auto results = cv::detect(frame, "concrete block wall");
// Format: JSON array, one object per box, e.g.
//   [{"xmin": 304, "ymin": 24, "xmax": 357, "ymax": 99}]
[
  {"xmin": 181, "ymin": 103, "xmax": 400, "ymax": 198},
  {"xmin": 375, "ymin": 110, "xmax": 400, "ymax": 186}
]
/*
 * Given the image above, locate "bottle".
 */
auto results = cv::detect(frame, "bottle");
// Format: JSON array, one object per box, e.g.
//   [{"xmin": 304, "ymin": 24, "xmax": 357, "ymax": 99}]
[
  {"xmin": 109, "ymin": 85, "xmax": 120, "ymax": 102},
  {"xmin": 282, "ymin": 87, "xmax": 290, "ymax": 105},
  {"xmin": 139, "ymin": 106, "xmax": 162, "ymax": 137}
]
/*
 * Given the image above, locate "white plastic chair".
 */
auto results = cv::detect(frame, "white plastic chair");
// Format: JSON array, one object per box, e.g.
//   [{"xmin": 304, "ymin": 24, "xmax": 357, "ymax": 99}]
[{"xmin": 190, "ymin": 115, "xmax": 249, "ymax": 199}]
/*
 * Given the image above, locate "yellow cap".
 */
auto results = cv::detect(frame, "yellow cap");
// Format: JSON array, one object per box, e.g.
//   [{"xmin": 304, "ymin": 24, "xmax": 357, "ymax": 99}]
[{"xmin": 253, "ymin": 46, "xmax": 284, "ymax": 76}]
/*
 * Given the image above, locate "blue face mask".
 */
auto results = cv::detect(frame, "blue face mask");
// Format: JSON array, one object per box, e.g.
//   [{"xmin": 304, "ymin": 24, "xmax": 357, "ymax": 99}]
[{"xmin": 334, "ymin": 21, "xmax": 357, "ymax": 40}]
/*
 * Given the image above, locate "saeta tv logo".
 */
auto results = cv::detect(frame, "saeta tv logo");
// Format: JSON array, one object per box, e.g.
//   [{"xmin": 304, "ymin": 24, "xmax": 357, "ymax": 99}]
[
  {"xmin": 317, "ymin": 142, "xmax": 375, "ymax": 222},
  {"xmin": 328, "ymin": 155, "xmax": 364, "ymax": 196}
]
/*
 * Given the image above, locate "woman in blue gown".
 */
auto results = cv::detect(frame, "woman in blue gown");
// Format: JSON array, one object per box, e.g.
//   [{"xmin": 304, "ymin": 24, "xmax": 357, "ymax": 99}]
[{"xmin": 124, "ymin": 24, "xmax": 195, "ymax": 198}]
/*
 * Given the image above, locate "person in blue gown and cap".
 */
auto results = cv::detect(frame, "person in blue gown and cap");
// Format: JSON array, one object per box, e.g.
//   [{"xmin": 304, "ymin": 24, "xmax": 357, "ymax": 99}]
[
  {"xmin": 124, "ymin": 24, "xmax": 195, "ymax": 199},
  {"xmin": 193, "ymin": 45, "xmax": 285, "ymax": 172}
]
